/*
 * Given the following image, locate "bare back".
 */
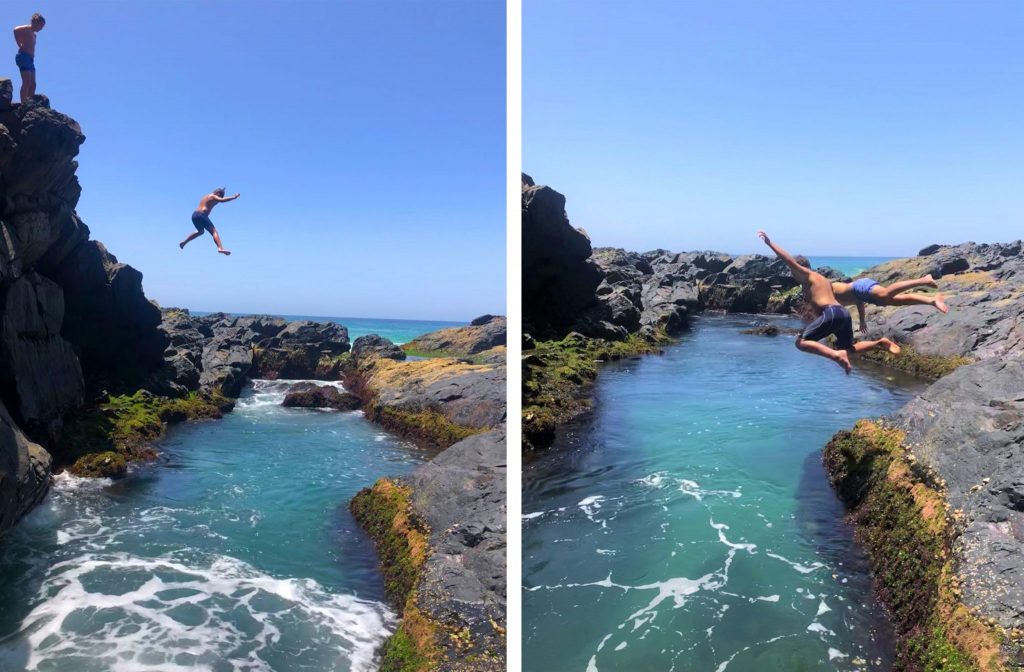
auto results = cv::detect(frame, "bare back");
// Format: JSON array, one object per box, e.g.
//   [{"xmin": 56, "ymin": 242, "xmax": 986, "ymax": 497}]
[{"xmin": 803, "ymin": 271, "xmax": 841, "ymax": 313}]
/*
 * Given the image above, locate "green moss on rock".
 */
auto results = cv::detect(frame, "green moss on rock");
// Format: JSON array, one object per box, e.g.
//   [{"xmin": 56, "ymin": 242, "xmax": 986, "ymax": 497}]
[
  {"xmin": 69, "ymin": 451, "xmax": 127, "ymax": 478},
  {"xmin": 350, "ymin": 480, "xmax": 440, "ymax": 672},
  {"xmin": 366, "ymin": 404, "xmax": 483, "ymax": 450},
  {"xmin": 862, "ymin": 345, "xmax": 972, "ymax": 380},
  {"xmin": 60, "ymin": 390, "xmax": 229, "ymax": 476},
  {"xmin": 522, "ymin": 331, "xmax": 671, "ymax": 451},
  {"xmin": 823, "ymin": 421, "xmax": 1005, "ymax": 671}
]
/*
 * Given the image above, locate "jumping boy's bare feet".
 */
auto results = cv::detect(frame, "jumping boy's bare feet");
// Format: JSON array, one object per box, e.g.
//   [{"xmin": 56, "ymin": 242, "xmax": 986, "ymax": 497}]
[
  {"xmin": 218, "ymin": 249, "xmax": 231, "ymax": 256},
  {"xmin": 923, "ymin": 274, "xmax": 938, "ymax": 288},
  {"xmin": 934, "ymin": 294, "xmax": 948, "ymax": 313},
  {"xmin": 834, "ymin": 350, "xmax": 852, "ymax": 374},
  {"xmin": 179, "ymin": 241, "xmax": 186, "ymax": 249}
]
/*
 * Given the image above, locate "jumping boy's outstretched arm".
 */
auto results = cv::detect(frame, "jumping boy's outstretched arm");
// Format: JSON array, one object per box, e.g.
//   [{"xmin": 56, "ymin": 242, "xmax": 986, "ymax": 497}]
[
  {"xmin": 757, "ymin": 230, "xmax": 810, "ymax": 282},
  {"xmin": 213, "ymin": 192, "xmax": 240, "ymax": 202}
]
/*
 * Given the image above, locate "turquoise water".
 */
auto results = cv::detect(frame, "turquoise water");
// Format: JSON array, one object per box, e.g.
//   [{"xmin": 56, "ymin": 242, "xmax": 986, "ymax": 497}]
[
  {"xmin": 807, "ymin": 256, "xmax": 896, "ymax": 278},
  {"xmin": 0, "ymin": 380, "xmax": 429, "ymax": 672},
  {"xmin": 523, "ymin": 315, "xmax": 927, "ymax": 672},
  {"xmin": 189, "ymin": 314, "xmax": 463, "ymax": 345}
]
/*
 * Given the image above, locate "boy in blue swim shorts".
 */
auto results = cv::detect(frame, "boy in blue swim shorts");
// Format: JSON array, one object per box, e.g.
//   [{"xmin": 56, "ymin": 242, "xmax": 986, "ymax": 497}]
[
  {"xmin": 179, "ymin": 187, "xmax": 240, "ymax": 255},
  {"xmin": 758, "ymin": 231, "xmax": 902, "ymax": 374},
  {"xmin": 13, "ymin": 13, "xmax": 44, "ymax": 104},
  {"xmin": 832, "ymin": 275, "xmax": 948, "ymax": 334}
]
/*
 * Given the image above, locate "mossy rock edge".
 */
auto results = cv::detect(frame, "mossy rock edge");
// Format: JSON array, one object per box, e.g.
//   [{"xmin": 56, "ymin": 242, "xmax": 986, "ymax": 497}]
[{"xmin": 823, "ymin": 420, "xmax": 1010, "ymax": 671}]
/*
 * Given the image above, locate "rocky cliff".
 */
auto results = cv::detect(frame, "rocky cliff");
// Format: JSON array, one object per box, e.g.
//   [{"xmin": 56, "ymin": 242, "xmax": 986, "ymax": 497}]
[
  {"xmin": 0, "ymin": 91, "xmax": 170, "ymax": 533},
  {"xmin": 824, "ymin": 243, "xmax": 1024, "ymax": 670}
]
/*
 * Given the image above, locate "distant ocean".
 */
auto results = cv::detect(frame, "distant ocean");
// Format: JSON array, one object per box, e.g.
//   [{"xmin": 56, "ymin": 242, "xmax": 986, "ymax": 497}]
[
  {"xmin": 807, "ymin": 255, "xmax": 897, "ymax": 277},
  {"xmin": 191, "ymin": 313, "xmax": 464, "ymax": 345}
]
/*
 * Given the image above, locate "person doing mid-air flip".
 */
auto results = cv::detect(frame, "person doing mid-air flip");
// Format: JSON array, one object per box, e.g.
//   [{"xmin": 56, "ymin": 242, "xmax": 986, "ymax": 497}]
[
  {"xmin": 832, "ymin": 275, "xmax": 949, "ymax": 334},
  {"xmin": 180, "ymin": 188, "xmax": 240, "ymax": 256},
  {"xmin": 13, "ymin": 13, "xmax": 45, "ymax": 104},
  {"xmin": 758, "ymin": 231, "xmax": 901, "ymax": 374}
]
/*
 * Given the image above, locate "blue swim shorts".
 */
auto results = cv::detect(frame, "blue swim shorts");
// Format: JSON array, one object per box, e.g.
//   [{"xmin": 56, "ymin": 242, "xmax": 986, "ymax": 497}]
[
  {"xmin": 851, "ymin": 278, "xmax": 882, "ymax": 305},
  {"xmin": 15, "ymin": 51, "xmax": 34, "ymax": 72},
  {"xmin": 191, "ymin": 210, "xmax": 215, "ymax": 234},
  {"xmin": 800, "ymin": 304, "xmax": 854, "ymax": 350}
]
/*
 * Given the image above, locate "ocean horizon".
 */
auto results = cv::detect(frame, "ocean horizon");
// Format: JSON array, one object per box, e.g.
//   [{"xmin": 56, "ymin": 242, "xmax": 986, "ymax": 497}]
[
  {"xmin": 187, "ymin": 311, "xmax": 467, "ymax": 345},
  {"xmin": 806, "ymin": 255, "xmax": 897, "ymax": 277}
]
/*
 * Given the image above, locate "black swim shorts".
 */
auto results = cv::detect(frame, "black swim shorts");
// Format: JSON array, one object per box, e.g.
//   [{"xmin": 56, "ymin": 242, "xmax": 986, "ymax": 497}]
[{"xmin": 800, "ymin": 304, "xmax": 854, "ymax": 350}]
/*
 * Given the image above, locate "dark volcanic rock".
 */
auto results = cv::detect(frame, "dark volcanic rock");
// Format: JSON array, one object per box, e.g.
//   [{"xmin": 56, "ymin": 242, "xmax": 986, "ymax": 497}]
[
  {"xmin": 282, "ymin": 383, "xmax": 361, "ymax": 411},
  {"xmin": 352, "ymin": 334, "xmax": 406, "ymax": 361},
  {"xmin": 890, "ymin": 356, "xmax": 1024, "ymax": 631},
  {"xmin": 522, "ymin": 181, "xmax": 603, "ymax": 338},
  {"xmin": 409, "ymin": 428, "xmax": 506, "ymax": 669},
  {"xmin": 0, "ymin": 273, "xmax": 83, "ymax": 442},
  {"xmin": 199, "ymin": 337, "xmax": 253, "ymax": 398},
  {"xmin": 0, "ymin": 400, "xmax": 51, "ymax": 535},
  {"xmin": 51, "ymin": 240, "xmax": 167, "ymax": 390},
  {"xmin": 252, "ymin": 320, "xmax": 350, "ymax": 380}
]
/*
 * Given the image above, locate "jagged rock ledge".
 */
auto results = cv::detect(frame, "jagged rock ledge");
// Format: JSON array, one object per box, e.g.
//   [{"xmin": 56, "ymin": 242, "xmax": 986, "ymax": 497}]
[
  {"xmin": 347, "ymin": 324, "xmax": 507, "ymax": 671},
  {"xmin": 821, "ymin": 242, "xmax": 1024, "ymax": 670}
]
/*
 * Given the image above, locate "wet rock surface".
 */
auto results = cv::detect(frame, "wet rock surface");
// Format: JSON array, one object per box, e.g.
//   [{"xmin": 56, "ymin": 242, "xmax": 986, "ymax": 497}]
[
  {"xmin": 0, "ymin": 400, "xmax": 51, "ymax": 535},
  {"xmin": 409, "ymin": 428, "xmax": 507, "ymax": 670},
  {"xmin": 281, "ymin": 382, "xmax": 361, "ymax": 411},
  {"xmin": 891, "ymin": 356, "xmax": 1024, "ymax": 632}
]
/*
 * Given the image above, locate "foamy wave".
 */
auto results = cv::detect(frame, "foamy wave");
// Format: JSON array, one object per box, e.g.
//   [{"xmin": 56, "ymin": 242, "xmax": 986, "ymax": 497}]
[
  {"xmin": 0, "ymin": 553, "xmax": 393, "ymax": 672},
  {"xmin": 237, "ymin": 379, "xmax": 349, "ymax": 412},
  {"xmin": 634, "ymin": 472, "xmax": 742, "ymax": 501}
]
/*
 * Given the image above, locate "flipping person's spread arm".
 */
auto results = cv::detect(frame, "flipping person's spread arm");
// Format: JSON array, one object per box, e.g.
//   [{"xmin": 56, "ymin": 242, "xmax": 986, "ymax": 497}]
[
  {"xmin": 857, "ymin": 302, "xmax": 868, "ymax": 333},
  {"xmin": 757, "ymin": 231, "xmax": 808, "ymax": 280}
]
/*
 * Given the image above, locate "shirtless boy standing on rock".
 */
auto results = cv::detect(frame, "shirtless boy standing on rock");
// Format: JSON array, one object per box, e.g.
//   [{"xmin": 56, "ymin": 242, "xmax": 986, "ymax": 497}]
[
  {"xmin": 758, "ymin": 231, "xmax": 901, "ymax": 374},
  {"xmin": 13, "ymin": 13, "xmax": 45, "ymax": 104},
  {"xmin": 180, "ymin": 188, "xmax": 240, "ymax": 256}
]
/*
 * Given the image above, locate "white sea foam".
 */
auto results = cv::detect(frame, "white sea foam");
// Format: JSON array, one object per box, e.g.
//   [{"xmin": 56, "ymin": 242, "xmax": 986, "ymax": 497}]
[
  {"xmin": 765, "ymin": 552, "xmax": 826, "ymax": 574},
  {"xmin": 0, "ymin": 553, "xmax": 394, "ymax": 672},
  {"xmin": 578, "ymin": 495, "xmax": 606, "ymax": 525},
  {"xmin": 238, "ymin": 379, "xmax": 349, "ymax": 412}
]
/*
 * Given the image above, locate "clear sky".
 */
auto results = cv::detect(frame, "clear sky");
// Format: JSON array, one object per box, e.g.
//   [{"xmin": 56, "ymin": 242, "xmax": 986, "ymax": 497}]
[
  {"xmin": 6, "ymin": 0, "xmax": 505, "ymax": 321},
  {"xmin": 525, "ymin": 1, "xmax": 1024, "ymax": 257}
]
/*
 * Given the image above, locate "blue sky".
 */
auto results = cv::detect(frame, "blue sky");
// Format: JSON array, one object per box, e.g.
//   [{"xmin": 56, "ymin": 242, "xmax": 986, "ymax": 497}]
[
  {"xmin": 6, "ymin": 0, "xmax": 505, "ymax": 321},
  {"xmin": 525, "ymin": 1, "xmax": 1024, "ymax": 257}
]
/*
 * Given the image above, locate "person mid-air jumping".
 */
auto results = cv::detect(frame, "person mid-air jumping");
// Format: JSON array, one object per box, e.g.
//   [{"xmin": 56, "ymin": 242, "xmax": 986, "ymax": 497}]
[
  {"xmin": 180, "ymin": 188, "xmax": 240, "ymax": 256},
  {"xmin": 832, "ymin": 275, "xmax": 949, "ymax": 334},
  {"xmin": 758, "ymin": 231, "xmax": 901, "ymax": 374}
]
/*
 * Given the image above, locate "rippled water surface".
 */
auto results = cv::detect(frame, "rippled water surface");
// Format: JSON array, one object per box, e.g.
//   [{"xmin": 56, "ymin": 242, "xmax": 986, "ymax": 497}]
[
  {"xmin": 523, "ymin": 315, "xmax": 927, "ymax": 672},
  {"xmin": 0, "ymin": 380, "xmax": 428, "ymax": 672}
]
